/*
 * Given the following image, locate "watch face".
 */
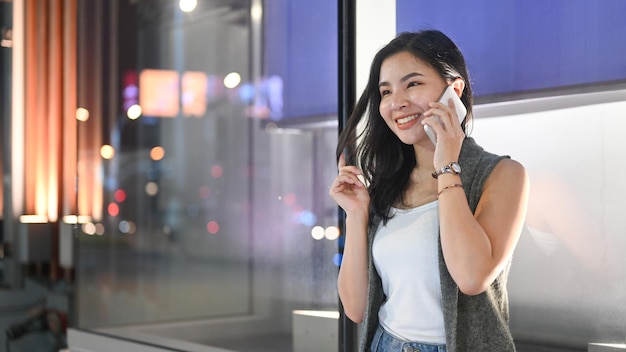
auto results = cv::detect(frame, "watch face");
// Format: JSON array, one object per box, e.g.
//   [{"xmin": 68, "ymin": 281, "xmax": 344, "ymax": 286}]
[{"xmin": 451, "ymin": 162, "xmax": 461, "ymax": 173}]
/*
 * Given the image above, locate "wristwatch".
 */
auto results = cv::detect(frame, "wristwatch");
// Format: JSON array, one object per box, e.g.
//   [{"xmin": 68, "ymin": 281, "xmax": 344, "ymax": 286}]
[{"xmin": 432, "ymin": 161, "xmax": 461, "ymax": 179}]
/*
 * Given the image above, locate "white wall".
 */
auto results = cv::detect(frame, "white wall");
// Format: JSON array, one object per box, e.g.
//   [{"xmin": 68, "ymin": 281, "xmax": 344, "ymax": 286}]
[
  {"xmin": 356, "ymin": 0, "xmax": 395, "ymax": 95},
  {"xmin": 472, "ymin": 93, "xmax": 626, "ymax": 346}
]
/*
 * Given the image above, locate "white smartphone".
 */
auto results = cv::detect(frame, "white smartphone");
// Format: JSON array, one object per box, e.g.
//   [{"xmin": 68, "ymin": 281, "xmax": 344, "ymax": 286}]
[{"xmin": 424, "ymin": 85, "xmax": 467, "ymax": 145}]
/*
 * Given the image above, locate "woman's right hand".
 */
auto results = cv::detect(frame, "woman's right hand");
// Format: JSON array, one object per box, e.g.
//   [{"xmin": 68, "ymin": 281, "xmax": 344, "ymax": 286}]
[
  {"xmin": 331, "ymin": 154, "xmax": 371, "ymax": 322},
  {"xmin": 329, "ymin": 154, "xmax": 370, "ymax": 216}
]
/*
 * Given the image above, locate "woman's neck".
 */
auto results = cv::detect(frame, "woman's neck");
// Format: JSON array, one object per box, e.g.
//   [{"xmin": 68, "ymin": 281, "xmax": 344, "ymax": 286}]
[
  {"xmin": 413, "ymin": 142, "xmax": 436, "ymax": 171},
  {"xmin": 397, "ymin": 167, "xmax": 438, "ymax": 209}
]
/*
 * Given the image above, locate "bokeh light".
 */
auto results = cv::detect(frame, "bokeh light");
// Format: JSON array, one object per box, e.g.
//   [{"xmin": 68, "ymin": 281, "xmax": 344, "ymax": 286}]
[
  {"xmin": 107, "ymin": 203, "xmax": 120, "ymax": 217},
  {"xmin": 119, "ymin": 220, "xmax": 131, "ymax": 234},
  {"xmin": 199, "ymin": 186, "xmax": 211, "ymax": 199},
  {"xmin": 238, "ymin": 82, "xmax": 254, "ymax": 104},
  {"xmin": 283, "ymin": 193, "xmax": 297, "ymax": 206},
  {"xmin": 127, "ymin": 104, "xmax": 142, "ymax": 120},
  {"xmin": 179, "ymin": 0, "xmax": 197, "ymax": 12},
  {"xmin": 119, "ymin": 220, "xmax": 136, "ymax": 234},
  {"xmin": 211, "ymin": 165, "xmax": 224, "ymax": 178},
  {"xmin": 82, "ymin": 222, "xmax": 96, "ymax": 235},
  {"xmin": 223, "ymin": 72, "xmax": 241, "ymax": 89},
  {"xmin": 76, "ymin": 107, "xmax": 90, "ymax": 122},
  {"xmin": 114, "ymin": 189, "xmax": 126, "ymax": 203},
  {"xmin": 333, "ymin": 253, "xmax": 343, "ymax": 267},
  {"xmin": 299, "ymin": 211, "xmax": 317, "ymax": 226},
  {"xmin": 207, "ymin": 221, "xmax": 220, "ymax": 234},
  {"xmin": 100, "ymin": 145, "xmax": 115, "ymax": 160},
  {"xmin": 145, "ymin": 182, "xmax": 159, "ymax": 196},
  {"xmin": 311, "ymin": 226, "xmax": 324, "ymax": 240},
  {"xmin": 324, "ymin": 226, "xmax": 340, "ymax": 240},
  {"xmin": 150, "ymin": 146, "xmax": 165, "ymax": 161},
  {"xmin": 251, "ymin": 0, "xmax": 263, "ymax": 22}
]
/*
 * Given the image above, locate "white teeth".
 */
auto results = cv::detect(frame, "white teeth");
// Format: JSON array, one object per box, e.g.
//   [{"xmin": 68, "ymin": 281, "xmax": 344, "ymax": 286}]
[{"xmin": 397, "ymin": 114, "xmax": 419, "ymax": 124}]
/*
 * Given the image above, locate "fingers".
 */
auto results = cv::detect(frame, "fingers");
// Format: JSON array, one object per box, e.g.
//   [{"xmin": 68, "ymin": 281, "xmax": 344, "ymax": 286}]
[
  {"xmin": 337, "ymin": 152, "xmax": 346, "ymax": 169},
  {"xmin": 429, "ymin": 100, "xmax": 456, "ymax": 121},
  {"xmin": 329, "ymin": 164, "xmax": 364, "ymax": 195},
  {"xmin": 337, "ymin": 153, "xmax": 362, "ymax": 180},
  {"xmin": 423, "ymin": 100, "xmax": 460, "ymax": 132},
  {"xmin": 331, "ymin": 169, "xmax": 362, "ymax": 190}
]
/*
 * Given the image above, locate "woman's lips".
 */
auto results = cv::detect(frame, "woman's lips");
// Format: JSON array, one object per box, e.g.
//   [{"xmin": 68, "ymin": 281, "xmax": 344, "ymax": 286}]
[{"xmin": 395, "ymin": 113, "xmax": 421, "ymax": 129}]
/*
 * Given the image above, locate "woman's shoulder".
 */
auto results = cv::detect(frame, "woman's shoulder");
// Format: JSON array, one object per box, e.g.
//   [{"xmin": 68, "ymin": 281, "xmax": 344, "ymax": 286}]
[
  {"xmin": 486, "ymin": 158, "xmax": 527, "ymax": 188},
  {"xmin": 459, "ymin": 138, "xmax": 507, "ymax": 177},
  {"xmin": 460, "ymin": 137, "xmax": 527, "ymax": 210}
]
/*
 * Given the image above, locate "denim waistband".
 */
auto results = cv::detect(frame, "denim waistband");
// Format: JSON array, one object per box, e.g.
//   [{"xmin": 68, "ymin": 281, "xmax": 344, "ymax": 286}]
[{"xmin": 371, "ymin": 325, "xmax": 446, "ymax": 352}]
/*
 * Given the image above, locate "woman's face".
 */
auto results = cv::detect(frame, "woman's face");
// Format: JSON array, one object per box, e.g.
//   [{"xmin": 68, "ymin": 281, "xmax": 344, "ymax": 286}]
[{"xmin": 378, "ymin": 51, "xmax": 447, "ymax": 146}]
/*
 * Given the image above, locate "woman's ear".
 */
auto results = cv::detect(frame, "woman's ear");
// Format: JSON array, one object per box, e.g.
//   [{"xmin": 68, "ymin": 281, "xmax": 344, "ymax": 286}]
[{"xmin": 451, "ymin": 78, "xmax": 465, "ymax": 98}]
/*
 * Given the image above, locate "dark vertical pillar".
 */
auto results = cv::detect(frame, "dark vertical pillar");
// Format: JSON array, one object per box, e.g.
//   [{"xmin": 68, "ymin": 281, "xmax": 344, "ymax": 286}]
[{"xmin": 337, "ymin": 0, "xmax": 357, "ymax": 351}]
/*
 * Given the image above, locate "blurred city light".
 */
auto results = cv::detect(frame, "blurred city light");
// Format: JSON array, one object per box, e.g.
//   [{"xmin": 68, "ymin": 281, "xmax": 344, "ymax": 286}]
[
  {"xmin": 182, "ymin": 71, "xmax": 208, "ymax": 117},
  {"xmin": 311, "ymin": 226, "xmax": 324, "ymax": 240},
  {"xmin": 299, "ymin": 210, "xmax": 317, "ymax": 226},
  {"xmin": 207, "ymin": 221, "xmax": 220, "ymax": 234},
  {"xmin": 199, "ymin": 186, "xmax": 211, "ymax": 199},
  {"xmin": 211, "ymin": 165, "xmax": 224, "ymax": 178},
  {"xmin": 119, "ymin": 220, "xmax": 136, "ymax": 234},
  {"xmin": 179, "ymin": 0, "xmax": 197, "ymax": 12},
  {"xmin": 114, "ymin": 189, "xmax": 126, "ymax": 203},
  {"xmin": 107, "ymin": 203, "xmax": 119, "ymax": 217},
  {"xmin": 283, "ymin": 193, "xmax": 296, "ymax": 206},
  {"xmin": 100, "ymin": 145, "xmax": 115, "ymax": 160},
  {"xmin": 224, "ymin": 72, "xmax": 241, "ymax": 89},
  {"xmin": 62, "ymin": 215, "xmax": 93, "ymax": 224},
  {"xmin": 145, "ymin": 182, "xmax": 159, "ymax": 196},
  {"xmin": 76, "ymin": 107, "xmax": 90, "ymax": 121},
  {"xmin": 150, "ymin": 146, "xmax": 165, "ymax": 161},
  {"xmin": 82, "ymin": 222, "xmax": 96, "ymax": 235},
  {"xmin": 127, "ymin": 104, "xmax": 142, "ymax": 120},
  {"xmin": 332, "ymin": 253, "xmax": 343, "ymax": 267},
  {"xmin": 18, "ymin": 215, "xmax": 48, "ymax": 223},
  {"xmin": 324, "ymin": 226, "xmax": 340, "ymax": 240}
]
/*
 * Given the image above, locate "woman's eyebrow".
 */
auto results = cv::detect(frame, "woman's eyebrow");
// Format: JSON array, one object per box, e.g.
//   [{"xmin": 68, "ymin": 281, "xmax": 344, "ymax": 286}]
[{"xmin": 378, "ymin": 72, "xmax": 423, "ymax": 88}]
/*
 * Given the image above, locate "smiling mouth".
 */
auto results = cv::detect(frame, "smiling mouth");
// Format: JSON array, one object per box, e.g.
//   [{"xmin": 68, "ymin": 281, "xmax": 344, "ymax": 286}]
[{"xmin": 396, "ymin": 113, "xmax": 420, "ymax": 125}]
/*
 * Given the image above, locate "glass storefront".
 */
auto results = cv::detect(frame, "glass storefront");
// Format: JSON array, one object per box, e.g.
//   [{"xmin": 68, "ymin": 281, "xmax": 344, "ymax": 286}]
[
  {"xmin": 74, "ymin": 0, "xmax": 341, "ymax": 350},
  {"xmin": 3, "ymin": 1, "xmax": 622, "ymax": 351}
]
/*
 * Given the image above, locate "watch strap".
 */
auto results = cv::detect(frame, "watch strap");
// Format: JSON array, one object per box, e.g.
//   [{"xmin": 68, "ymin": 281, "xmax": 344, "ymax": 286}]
[{"xmin": 432, "ymin": 162, "xmax": 461, "ymax": 179}]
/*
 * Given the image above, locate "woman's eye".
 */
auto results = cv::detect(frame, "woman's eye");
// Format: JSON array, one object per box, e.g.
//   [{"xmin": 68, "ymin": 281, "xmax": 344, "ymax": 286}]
[
  {"xmin": 407, "ymin": 81, "xmax": 419, "ymax": 88},
  {"xmin": 380, "ymin": 89, "xmax": 391, "ymax": 96}
]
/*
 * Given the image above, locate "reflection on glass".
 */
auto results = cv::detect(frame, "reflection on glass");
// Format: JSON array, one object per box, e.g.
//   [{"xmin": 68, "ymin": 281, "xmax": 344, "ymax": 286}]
[
  {"xmin": 139, "ymin": 69, "xmax": 180, "ymax": 117},
  {"xmin": 76, "ymin": 0, "xmax": 339, "ymax": 351}
]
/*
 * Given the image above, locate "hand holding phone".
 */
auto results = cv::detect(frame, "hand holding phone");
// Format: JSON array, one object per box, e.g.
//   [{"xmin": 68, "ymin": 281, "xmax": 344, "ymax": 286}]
[{"xmin": 424, "ymin": 86, "xmax": 467, "ymax": 145}]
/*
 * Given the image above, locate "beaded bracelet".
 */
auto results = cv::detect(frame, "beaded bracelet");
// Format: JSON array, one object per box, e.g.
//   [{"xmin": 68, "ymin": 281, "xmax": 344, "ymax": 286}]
[{"xmin": 438, "ymin": 183, "xmax": 463, "ymax": 197}]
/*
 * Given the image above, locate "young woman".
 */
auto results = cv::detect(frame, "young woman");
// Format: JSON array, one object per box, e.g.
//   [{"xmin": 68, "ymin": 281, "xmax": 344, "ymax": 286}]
[{"xmin": 329, "ymin": 30, "xmax": 529, "ymax": 352}]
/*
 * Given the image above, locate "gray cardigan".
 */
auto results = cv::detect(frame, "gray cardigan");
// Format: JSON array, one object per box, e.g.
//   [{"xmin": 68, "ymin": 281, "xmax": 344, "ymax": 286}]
[{"xmin": 359, "ymin": 137, "xmax": 516, "ymax": 352}]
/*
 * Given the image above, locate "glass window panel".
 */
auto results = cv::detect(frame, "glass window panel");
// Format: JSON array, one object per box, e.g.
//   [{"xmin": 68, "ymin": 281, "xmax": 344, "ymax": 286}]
[{"xmin": 75, "ymin": 0, "xmax": 340, "ymax": 350}]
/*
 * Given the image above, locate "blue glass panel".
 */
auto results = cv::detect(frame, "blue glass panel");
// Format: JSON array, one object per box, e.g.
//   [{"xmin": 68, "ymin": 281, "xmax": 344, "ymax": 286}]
[
  {"xmin": 396, "ymin": 0, "xmax": 626, "ymax": 97},
  {"xmin": 264, "ymin": 0, "xmax": 338, "ymax": 122}
]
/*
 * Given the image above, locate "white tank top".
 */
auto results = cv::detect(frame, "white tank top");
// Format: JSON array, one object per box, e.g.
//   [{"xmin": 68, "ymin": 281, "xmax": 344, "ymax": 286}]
[{"xmin": 372, "ymin": 200, "xmax": 446, "ymax": 344}]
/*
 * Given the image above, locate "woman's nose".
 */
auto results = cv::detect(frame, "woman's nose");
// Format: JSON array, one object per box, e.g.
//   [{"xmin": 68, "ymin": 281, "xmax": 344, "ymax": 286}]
[{"xmin": 390, "ymin": 91, "xmax": 408, "ymax": 110}]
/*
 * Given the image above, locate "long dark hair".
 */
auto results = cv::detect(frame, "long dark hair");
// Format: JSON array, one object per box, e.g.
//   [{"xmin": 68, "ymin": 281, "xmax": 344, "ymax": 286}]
[{"xmin": 337, "ymin": 30, "xmax": 473, "ymax": 224}]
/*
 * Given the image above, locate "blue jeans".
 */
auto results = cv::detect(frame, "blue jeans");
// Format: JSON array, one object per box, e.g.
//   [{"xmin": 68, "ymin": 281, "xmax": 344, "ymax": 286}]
[{"xmin": 370, "ymin": 325, "xmax": 447, "ymax": 352}]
